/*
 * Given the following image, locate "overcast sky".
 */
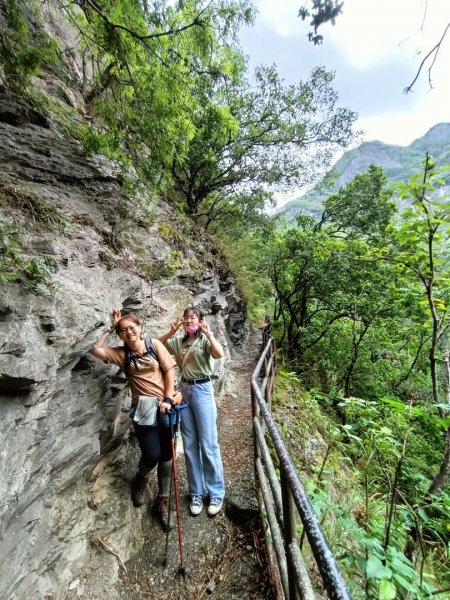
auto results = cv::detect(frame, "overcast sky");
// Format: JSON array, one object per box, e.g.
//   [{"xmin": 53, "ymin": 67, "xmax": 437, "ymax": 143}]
[{"xmin": 239, "ymin": 0, "xmax": 450, "ymax": 147}]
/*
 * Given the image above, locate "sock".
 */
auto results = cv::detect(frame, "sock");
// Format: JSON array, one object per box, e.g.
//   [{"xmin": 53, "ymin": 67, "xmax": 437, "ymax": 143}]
[{"xmin": 157, "ymin": 459, "xmax": 172, "ymax": 495}]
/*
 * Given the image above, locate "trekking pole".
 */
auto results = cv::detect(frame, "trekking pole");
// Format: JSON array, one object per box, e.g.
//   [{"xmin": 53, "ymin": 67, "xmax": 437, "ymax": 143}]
[
  {"xmin": 162, "ymin": 402, "xmax": 188, "ymax": 576},
  {"xmin": 162, "ymin": 419, "xmax": 175, "ymax": 568},
  {"xmin": 172, "ymin": 406, "xmax": 186, "ymax": 576}
]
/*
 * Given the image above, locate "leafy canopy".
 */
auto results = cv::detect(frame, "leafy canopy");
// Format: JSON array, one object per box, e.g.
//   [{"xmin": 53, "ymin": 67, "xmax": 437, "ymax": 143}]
[{"xmin": 172, "ymin": 63, "xmax": 358, "ymax": 216}]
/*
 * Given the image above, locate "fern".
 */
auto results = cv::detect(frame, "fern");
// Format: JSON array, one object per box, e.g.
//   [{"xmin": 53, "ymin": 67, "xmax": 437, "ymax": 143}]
[{"xmin": 0, "ymin": 219, "xmax": 58, "ymax": 296}]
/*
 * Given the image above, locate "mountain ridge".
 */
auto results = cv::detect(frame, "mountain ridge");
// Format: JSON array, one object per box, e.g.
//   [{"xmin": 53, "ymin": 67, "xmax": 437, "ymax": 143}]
[{"xmin": 279, "ymin": 122, "xmax": 450, "ymax": 219}]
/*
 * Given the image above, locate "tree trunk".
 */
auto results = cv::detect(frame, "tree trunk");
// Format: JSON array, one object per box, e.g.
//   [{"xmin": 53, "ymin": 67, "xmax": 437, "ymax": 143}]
[
  {"xmin": 85, "ymin": 61, "xmax": 117, "ymax": 105},
  {"xmin": 428, "ymin": 427, "xmax": 450, "ymax": 496},
  {"xmin": 342, "ymin": 321, "xmax": 370, "ymax": 397},
  {"xmin": 428, "ymin": 350, "xmax": 450, "ymax": 495}
]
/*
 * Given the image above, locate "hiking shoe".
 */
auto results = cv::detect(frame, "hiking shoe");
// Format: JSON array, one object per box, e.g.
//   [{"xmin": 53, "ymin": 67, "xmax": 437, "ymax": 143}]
[
  {"xmin": 131, "ymin": 473, "xmax": 149, "ymax": 507},
  {"xmin": 190, "ymin": 495, "xmax": 203, "ymax": 516},
  {"xmin": 153, "ymin": 495, "xmax": 175, "ymax": 532},
  {"xmin": 208, "ymin": 497, "xmax": 223, "ymax": 516}
]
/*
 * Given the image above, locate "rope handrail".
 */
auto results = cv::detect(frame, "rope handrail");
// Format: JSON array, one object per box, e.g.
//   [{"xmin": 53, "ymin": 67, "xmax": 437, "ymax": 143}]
[{"xmin": 251, "ymin": 334, "xmax": 353, "ymax": 600}]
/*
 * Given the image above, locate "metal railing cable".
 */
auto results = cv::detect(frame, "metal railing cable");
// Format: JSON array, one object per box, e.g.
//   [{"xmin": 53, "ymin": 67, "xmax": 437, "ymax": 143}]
[{"xmin": 251, "ymin": 334, "xmax": 353, "ymax": 600}]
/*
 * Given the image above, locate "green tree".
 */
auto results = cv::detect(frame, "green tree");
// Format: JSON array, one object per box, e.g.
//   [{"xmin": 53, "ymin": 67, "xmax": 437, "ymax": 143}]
[
  {"xmin": 0, "ymin": 0, "xmax": 59, "ymax": 91},
  {"xmin": 171, "ymin": 64, "xmax": 358, "ymax": 218},
  {"xmin": 268, "ymin": 167, "xmax": 396, "ymax": 375},
  {"xmin": 267, "ymin": 160, "xmax": 450, "ymax": 596},
  {"xmin": 198, "ymin": 189, "xmax": 274, "ymax": 236},
  {"xmin": 317, "ymin": 165, "xmax": 396, "ymax": 243},
  {"xmin": 390, "ymin": 156, "xmax": 450, "ymax": 495},
  {"xmin": 57, "ymin": 0, "xmax": 253, "ymax": 178}
]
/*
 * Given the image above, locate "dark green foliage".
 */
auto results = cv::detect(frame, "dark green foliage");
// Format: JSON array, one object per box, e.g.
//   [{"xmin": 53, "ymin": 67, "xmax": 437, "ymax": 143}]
[
  {"xmin": 320, "ymin": 165, "xmax": 396, "ymax": 241},
  {"xmin": 0, "ymin": 0, "xmax": 358, "ymax": 238},
  {"xmin": 57, "ymin": 0, "xmax": 255, "ymax": 186},
  {"xmin": 269, "ymin": 167, "xmax": 401, "ymax": 385},
  {"xmin": 273, "ymin": 375, "xmax": 450, "ymax": 597},
  {"xmin": 0, "ymin": 0, "xmax": 59, "ymax": 91},
  {"xmin": 298, "ymin": 0, "xmax": 344, "ymax": 45},
  {"xmin": 267, "ymin": 159, "xmax": 450, "ymax": 596}
]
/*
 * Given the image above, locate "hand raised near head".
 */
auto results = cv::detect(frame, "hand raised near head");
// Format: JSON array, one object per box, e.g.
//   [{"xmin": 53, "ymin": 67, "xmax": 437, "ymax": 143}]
[
  {"xmin": 199, "ymin": 319, "xmax": 210, "ymax": 336},
  {"xmin": 170, "ymin": 318, "xmax": 183, "ymax": 335},
  {"xmin": 111, "ymin": 308, "xmax": 122, "ymax": 326}
]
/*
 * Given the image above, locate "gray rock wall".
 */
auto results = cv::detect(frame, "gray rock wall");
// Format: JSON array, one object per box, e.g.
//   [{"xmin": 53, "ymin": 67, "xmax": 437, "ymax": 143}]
[{"xmin": 0, "ymin": 85, "xmax": 247, "ymax": 600}]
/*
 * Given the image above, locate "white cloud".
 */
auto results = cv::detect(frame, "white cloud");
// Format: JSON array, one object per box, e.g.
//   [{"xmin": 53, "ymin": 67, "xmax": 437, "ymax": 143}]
[
  {"xmin": 327, "ymin": 0, "xmax": 426, "ymax": 66},
  {"xmin": 251, "ymin": 0, "xmax": 450, "ymax": 70},
  {"xmin": 253, "ymin": 0, "xmax": 303, "ymax": 36},
  {"xmin": 242, "ymin": 1, "xmax": 450, "ymax": 146}
]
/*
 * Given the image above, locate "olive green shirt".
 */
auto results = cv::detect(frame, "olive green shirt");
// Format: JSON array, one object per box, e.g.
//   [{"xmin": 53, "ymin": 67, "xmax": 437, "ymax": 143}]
[{"xmin": 165, "ymin": 334, "xmax": 216, "ymax": 380}]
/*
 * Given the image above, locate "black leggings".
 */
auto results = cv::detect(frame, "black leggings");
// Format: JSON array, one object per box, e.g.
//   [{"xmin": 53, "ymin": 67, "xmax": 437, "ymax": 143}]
[{"xmin": 133, "ymin": 421, "xmax": 173, "ymax": 470}]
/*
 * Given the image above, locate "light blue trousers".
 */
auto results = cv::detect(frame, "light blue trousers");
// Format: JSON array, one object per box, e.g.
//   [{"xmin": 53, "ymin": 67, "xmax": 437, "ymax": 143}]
[{"xmin": 180, "ymin": 380, "xmax": 225, "ymax": 500}]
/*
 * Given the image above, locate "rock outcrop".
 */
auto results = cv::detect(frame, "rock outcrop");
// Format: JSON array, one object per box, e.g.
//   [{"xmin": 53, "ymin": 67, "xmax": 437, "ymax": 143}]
[{"xmin": 0, "ymin": 81, "xmax": 247, "ymax": 600}]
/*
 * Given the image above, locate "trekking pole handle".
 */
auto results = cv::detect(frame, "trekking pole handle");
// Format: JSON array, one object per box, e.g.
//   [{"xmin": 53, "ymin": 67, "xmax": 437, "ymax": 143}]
[
  {"xmin": 168, "ymin": 401, "xmax": 189, "ymax": 432},
  {"xmin": 168, "ymin": 402, "xmax": 189, "ymax": 415}
]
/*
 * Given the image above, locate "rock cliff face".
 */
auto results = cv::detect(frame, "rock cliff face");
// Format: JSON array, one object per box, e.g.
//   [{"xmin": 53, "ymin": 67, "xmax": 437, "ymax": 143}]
[{"xmin": 0, "ymin": 83, "xmax": 247, "ymax": 600}]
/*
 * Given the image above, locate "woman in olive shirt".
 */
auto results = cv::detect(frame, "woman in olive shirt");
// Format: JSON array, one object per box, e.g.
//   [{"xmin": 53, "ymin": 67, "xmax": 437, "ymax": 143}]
[{"xmin": 159, "ymin": 307, "xmax": 225, "ymax": 517}]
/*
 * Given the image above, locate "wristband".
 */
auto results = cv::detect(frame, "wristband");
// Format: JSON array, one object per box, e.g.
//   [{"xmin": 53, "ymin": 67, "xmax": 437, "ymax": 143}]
[
  {"xmin": 107, "ymin": 325, "xmax": 115, "ymax": 334},
  {"xmin": 164, "ymin": 396, "xmax": 175, "ymax": 407}
]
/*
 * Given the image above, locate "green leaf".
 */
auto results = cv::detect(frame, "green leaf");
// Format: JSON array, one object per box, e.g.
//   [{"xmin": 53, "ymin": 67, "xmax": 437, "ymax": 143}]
[
  {"xmin": 418, "ymin": 508, "xmax": 430, "ymax": 523},
  {"xmin": 380, "ymin": 426, "xmax": 393, "ymax": 436},
  {"xmin": 379, "ymin": 397, "xmax": 406, "ymax": 412},
  {"xmin": 379, "ymin": 579, "xmax": 396, "ymax": 600},
  {"xmin": 392, "ymin": 572, "xmax": 416, "ymax": 593},
  {"xmin": 347, "ymin": 433, "xmax": 363, "ymax": 442},
  {"xmin": 366, "ymin": 556, "xmax": 393, "ymax": 579},
  {"xmin": 390, "ymin": 554, "xmax": 416, "ymax": 578}
]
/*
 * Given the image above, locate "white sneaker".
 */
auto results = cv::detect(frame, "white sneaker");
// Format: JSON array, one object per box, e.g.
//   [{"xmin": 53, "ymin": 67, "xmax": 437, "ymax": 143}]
[
  {"xmin": 190, "ymin": 495, "xmax": 203, "ymax": 516},
  {"xmin": 208, "ymin": 497, "xmax": 223, "ymax": 516}
]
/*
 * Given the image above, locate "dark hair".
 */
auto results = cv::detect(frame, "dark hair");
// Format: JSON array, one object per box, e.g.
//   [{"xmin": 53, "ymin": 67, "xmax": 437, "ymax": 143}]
[
  {"xmin": 182, "ymin": 306, "xmax": 204, "ymax": 342},
  {"xmin": 115, "ymin": 314, "xmax": 142, "ymax": 356},
  {"xmin": 183, "ymin": 306, "xmax": 203, "ymax": 320},
  {"xmin": 114, "ymin": 313, "xmax": 141, "ymax": 335}
]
